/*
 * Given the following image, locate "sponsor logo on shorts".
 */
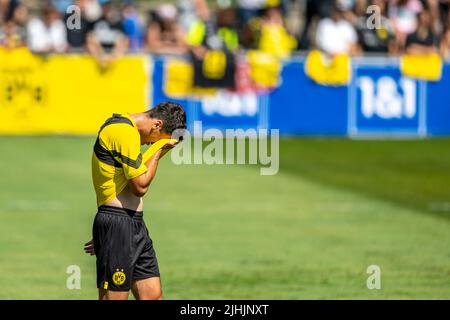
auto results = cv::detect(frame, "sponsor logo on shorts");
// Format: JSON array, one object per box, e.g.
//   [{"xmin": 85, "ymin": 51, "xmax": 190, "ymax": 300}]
[{"xmin": 112, "ymin": 269, "xmax": 126, "ymax": 286}]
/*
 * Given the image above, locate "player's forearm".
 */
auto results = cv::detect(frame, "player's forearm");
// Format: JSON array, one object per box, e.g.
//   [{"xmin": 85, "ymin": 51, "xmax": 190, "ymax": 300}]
[
  {"xmin": 142, "ymin": 151, "xmax": 161, "ymax": 187},
  {"xmin": 142, "ymin": 147, "xmax": 173, "ymax": 185},
  {"xmin": 128, "ymin": 150, "xmax": 162, "ymax": 197}
]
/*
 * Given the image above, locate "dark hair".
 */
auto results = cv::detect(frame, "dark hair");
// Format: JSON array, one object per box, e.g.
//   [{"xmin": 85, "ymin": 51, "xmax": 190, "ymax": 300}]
[
  {"xmin": 5, "ymin": 0, "xmax": 21, "ymax": 22},
  {"xmin": 146, "ymin": 101, "xmax": 186, "ymax": 135}
]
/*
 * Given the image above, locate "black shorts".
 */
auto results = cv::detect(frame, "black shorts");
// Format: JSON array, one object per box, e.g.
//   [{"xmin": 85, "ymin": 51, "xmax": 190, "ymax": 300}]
[{"xmin": 92, "ymin": 205, "xmax": 160, "ymax": 291}]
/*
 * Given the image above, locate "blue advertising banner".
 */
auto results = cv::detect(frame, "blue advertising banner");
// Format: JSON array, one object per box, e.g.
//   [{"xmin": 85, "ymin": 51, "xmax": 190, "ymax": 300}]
[
  {"xmin": 192, "ymin": 93, "xmax": 269, "ymax": 132},
  {"xmin": 268, "ymin": 59, "xmax": 348, "ymax": 136},
  {"xmin": 152, "ymin": 57, "xmax": 269, "ymax": 134},
  {"xmin": 151, "ymin": 56, "xmax": 450, "ymax": 137}
]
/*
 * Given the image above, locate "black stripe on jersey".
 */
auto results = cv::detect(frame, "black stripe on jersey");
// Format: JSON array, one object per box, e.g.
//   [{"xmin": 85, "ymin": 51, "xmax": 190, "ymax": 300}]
[
  {"xmin": 94, "ymin": 138, "xmax": 122, "ymax": 168},
  {"xmin": 94, "ymin": 138, "xmax": 143, "ymax": 169},
  {"xmin": 93, "ymin": 113, "xmax": 139, "ymax": 168},
  {"xmin": 111, "ymin": 151, "xmax": 143, "ymax": 169}
]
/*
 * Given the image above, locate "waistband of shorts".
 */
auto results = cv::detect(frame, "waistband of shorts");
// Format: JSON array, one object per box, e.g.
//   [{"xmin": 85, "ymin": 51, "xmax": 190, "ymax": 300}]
[{"xmin": 97, "ymin": 205, "xmax": 143, "ymax": 219}]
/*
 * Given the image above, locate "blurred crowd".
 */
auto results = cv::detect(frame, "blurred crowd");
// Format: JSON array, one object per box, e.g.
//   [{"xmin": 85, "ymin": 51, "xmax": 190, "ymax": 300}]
[{"xmin": 1, "ymin": 0, "xmax": 450, "ymax": 60}]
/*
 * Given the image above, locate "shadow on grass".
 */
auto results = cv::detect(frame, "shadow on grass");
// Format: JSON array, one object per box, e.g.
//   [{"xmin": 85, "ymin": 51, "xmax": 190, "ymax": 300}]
[{"xmin": 278, "ymin": 137, "xmax": 450, "ymax": 221}]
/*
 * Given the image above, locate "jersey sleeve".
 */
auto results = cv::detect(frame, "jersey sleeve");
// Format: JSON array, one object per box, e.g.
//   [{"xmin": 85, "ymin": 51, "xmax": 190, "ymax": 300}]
[{"xmin": 106, "ymin": 124, "xmax": 148, "ymax": 180}]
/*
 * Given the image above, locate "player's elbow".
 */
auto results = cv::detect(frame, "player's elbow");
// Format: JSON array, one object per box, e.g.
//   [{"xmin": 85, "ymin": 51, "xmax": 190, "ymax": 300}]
[
  {"xmin": 129, "ymin": 178, "xmax": 149, "ymax": 197},
  {"xmin": 132, "ymin": 185, "xmax": 148, "ymax": 197}
]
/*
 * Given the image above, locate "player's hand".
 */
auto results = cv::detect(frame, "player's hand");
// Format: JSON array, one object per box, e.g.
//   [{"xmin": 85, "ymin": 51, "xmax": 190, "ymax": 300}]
[
  {"xmin": 160, "ymin": 140, "xmax": 179, "ymax": 157},
  {"xmin": 84, "ymin": 239, "xmax": 95, "ymax": 256},
  {"xmin": 162, "ymin": 140, "xmax": 179, "ymax": 150}
]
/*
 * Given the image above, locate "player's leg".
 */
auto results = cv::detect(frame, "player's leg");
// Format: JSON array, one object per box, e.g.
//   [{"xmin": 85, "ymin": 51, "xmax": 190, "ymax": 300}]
[
  {"xmin": 131, "ymin": 277, "xmax": 163, "ymax": 300},
  {"xmin": 93, "ymin": 206, "xmax": 134, "ymax": 299},
  {"xmin": 131, "ymin": 217, "xmax": 162, "ymax": 300},
  {"xmin": 98, "ymin": 288, "xmax": 130, "ymax": 300}
]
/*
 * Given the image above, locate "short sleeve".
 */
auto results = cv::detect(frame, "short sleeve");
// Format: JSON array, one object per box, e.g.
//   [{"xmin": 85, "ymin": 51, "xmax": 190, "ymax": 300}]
[{"xmin": 105, "ymin": 124, "xmax": 148, "ymax": 180}]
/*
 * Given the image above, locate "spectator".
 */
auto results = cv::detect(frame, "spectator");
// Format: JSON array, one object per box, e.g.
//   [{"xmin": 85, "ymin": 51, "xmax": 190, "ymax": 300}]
[
  {"xmin": 315, "ymin": 2, "xmax": 360, "ymax": 55},
  {"xmin": 145, "ymin": 4, "xmax": 186, "ymax": 55},
  {"xmin": 51, "ymin": 0, "xmax": 73, "ymax": 14},
  {"xmin": 440, "ymin": 24, "xmax": 450, "ymax": 56},
  {"xmin": 187, "ymin": 4, "xmax": 237, "ymax": 88},
  {"xmin": 336, "ymin": 0, "xmax": 359, "ymax": 24},
  {"xmin": 0, "ymin": 0, "xmax": 15, "ymax": 24},
  {"xmin": 1, "ymin": 0, "xmax": 450, "ymax": 58},
  {"xmin": 27, "ymin": 5, "xmax": 67, "ymax": 53},
  {"xmin": 258, "ymin": 5, "xmax": 297, "ymax": 58},
  {"xmin": 64, "ymin": 0, "xmax": 94, "ymax": 51},
  {"xmin": 354, "ymin": 0, "xmax": 369, "ymax": 16},
  {"xmin": 299, "ymin": 0, "xmax": 335, "ymax": 49},
  {"xmin": 389, "ymin": 0, "xmax": 423, "ymax": 46},
  {"xmin": 86, "ymin": 0, "xmax": 128, "ymax": 65},
  {"xmin": 439, "ymin": 0, "xmax": 450, "ymax": 29},
  {"xmin": 427, "ymin": 0, "xmax": 440, "ymax": 33},
  {"xmin": 216, "ymin": 6, "xmax": 239, "ymax": 52},
  {"xmin": 356, "ymin": 0, "xmax": 398, "ymax": 54},
  {"xmin": 237, "ymin": 0, "xmax": 266, "ymax": 27},
  {"xmin": 0, "ymin": 0, "xmax": 27, "ymax": 48},
  {"xmin": 405, "ymin": 8, "xmax": 439, "ymax": 53},
  {"xmin": 84, "ymin": 0, "xmax": 102, "ymax": 21},
  {"xmin": 177, "ymin": 0, "xmax": 209, "ymax": 32},
  {"xmin": 187, "ymin": 3, "xmax": 238, "ymax": 53},
  {"xmin": 122, "ymin": 0, "xmax": 145, "ymax": 52}
]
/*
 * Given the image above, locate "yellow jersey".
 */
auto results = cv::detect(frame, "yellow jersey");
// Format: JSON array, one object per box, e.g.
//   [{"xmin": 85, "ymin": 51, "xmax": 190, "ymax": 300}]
[{"xmin": 91, "ymin": 113, "xmax": 147, "ymax": 207}]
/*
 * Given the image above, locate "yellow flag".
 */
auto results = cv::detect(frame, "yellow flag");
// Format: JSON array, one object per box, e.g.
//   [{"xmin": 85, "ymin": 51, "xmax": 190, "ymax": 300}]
[
  {"xmin": 202, "ymin": 50, "xmax": 227, "ymax": 80},
  {"xmin": 258, "ymin": 24, "xmax": 297, "ymax": 59},
  {"xmin": 401, "ymin": 53, "xmax": 442, "ymax": 81},
  {"xmin": 246, "ymin": 50, "xmax": 282, "ymax": 88},
  {"xmin": 163, "ymin": 59, "xmax": 194, "ymax": 98},
  {"xmin": 304, "ymin": 50, "xmax": 351, "ymax": 86}
]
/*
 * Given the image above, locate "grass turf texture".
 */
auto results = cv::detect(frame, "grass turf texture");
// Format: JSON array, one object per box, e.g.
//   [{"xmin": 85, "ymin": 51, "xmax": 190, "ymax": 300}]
[{"xmin": 0, "ymin": 136, "xmax": 449, "ymax": 299}]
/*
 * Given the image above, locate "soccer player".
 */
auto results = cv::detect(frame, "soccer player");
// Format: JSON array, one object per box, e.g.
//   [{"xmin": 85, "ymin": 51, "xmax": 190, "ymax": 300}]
[{"xmin": 84, "ymin": 101, "xmax": 186, "ymax": 300}]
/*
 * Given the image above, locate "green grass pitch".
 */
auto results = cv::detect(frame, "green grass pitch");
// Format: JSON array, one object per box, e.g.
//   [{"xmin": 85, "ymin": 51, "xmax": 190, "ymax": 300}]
[{"xmin": 0, "ymin": 136, "xmax": 449, "ymax": 299}]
